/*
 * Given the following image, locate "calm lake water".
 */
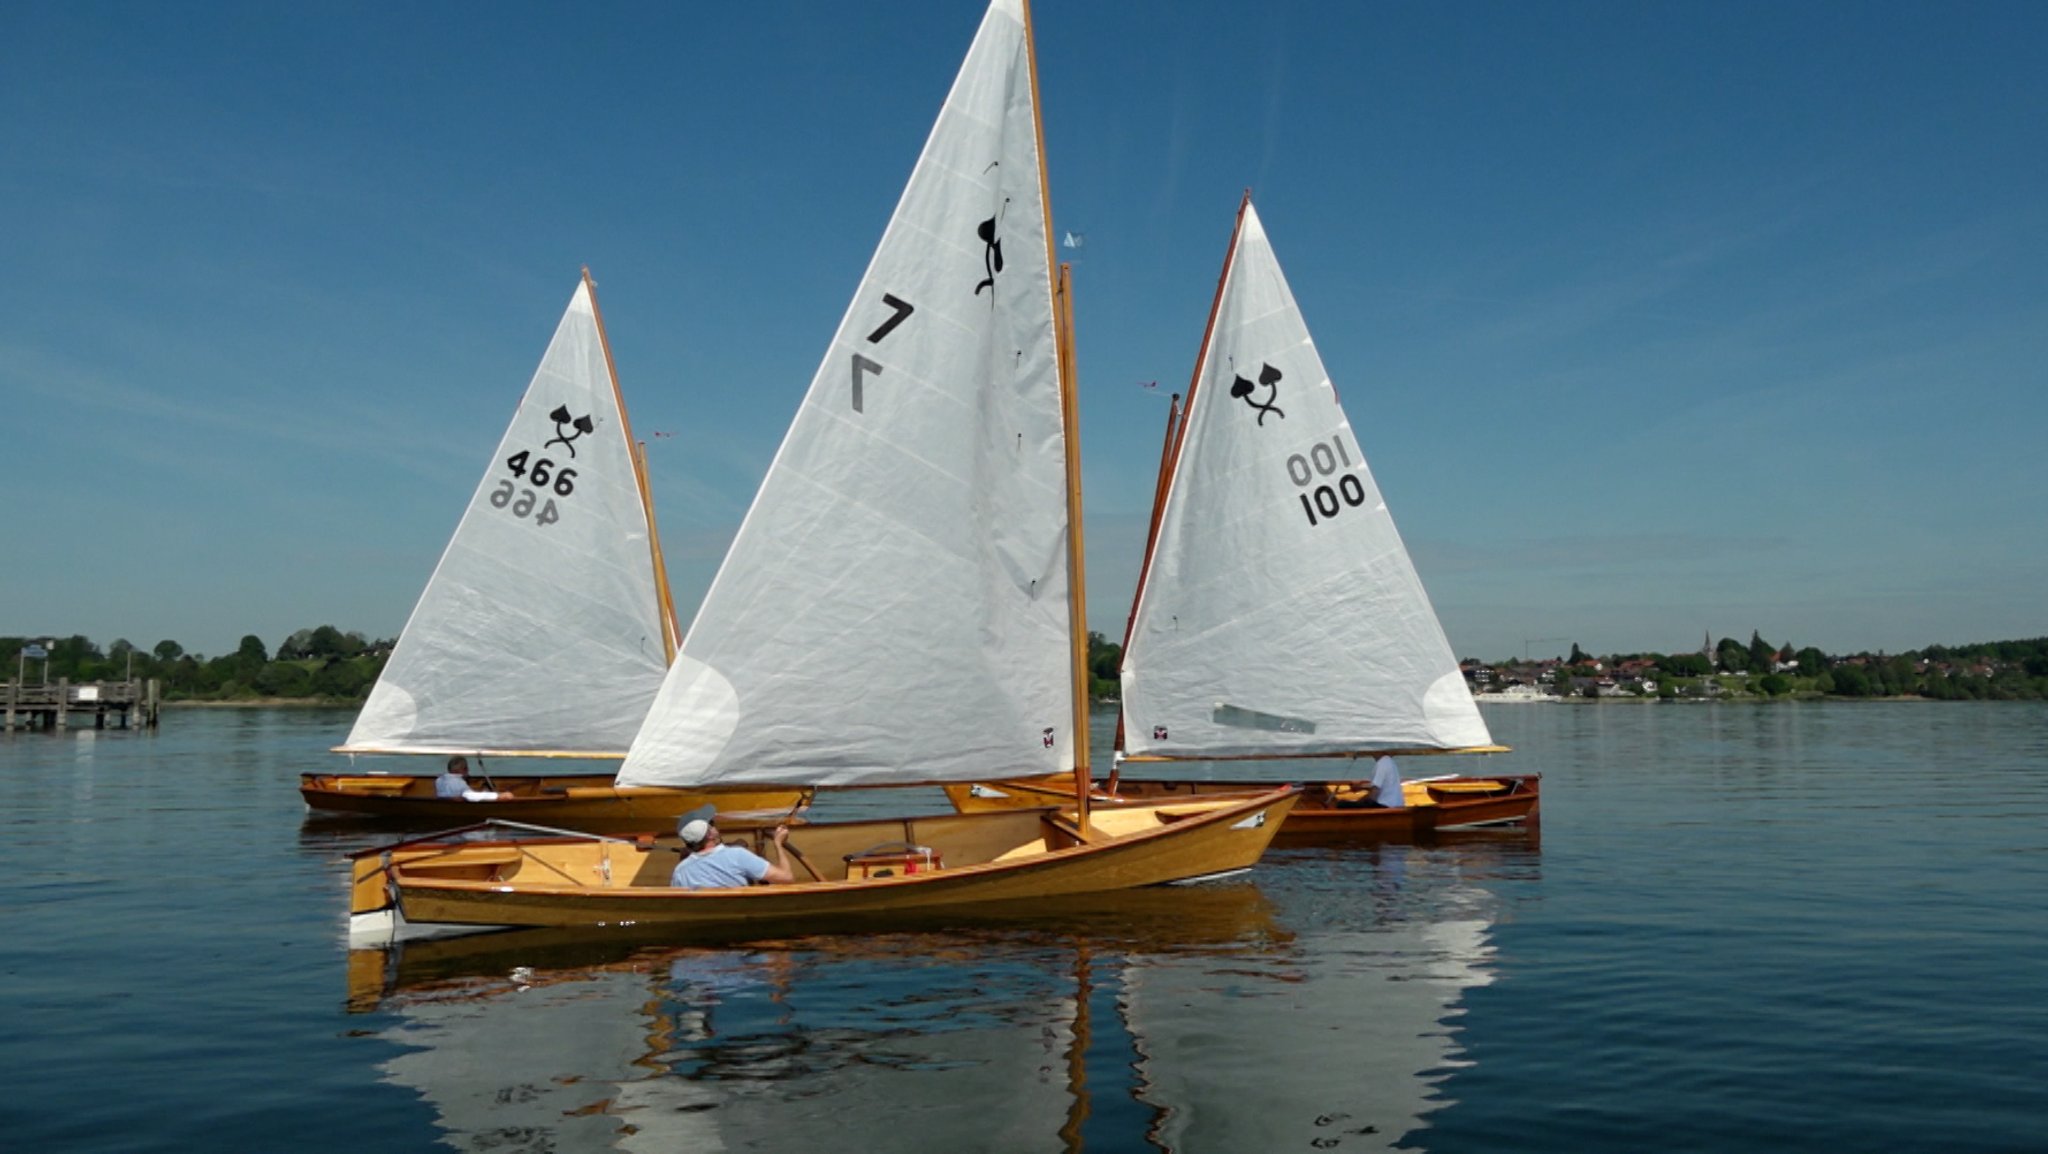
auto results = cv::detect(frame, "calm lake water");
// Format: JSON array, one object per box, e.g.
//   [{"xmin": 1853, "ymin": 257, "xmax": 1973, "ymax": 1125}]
[{"xmin": 3, "ymin": 702, "xmax": 2044, "ymax": 1152}]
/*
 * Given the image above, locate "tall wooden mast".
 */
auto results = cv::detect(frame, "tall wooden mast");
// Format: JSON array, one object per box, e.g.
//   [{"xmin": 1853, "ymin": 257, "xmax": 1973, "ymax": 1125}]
[
  {"xmin": 1111, "ymin": 390, "xmax": 1181, "ymax": 760},
  {"xmin": 1055, "ymin": 263, "xmax": 1092, "ymax": 830},
  {"xmin": 583, "ymin": 266, "xmax": 680, "ymax": 662},
  {"xmin": 1022, "ymin": 0, "xmax": 1091, "ymax": 830}
]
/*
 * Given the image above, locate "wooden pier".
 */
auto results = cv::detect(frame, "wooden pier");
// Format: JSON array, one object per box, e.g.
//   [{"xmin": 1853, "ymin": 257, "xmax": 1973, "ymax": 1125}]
[{"xmin": 1, "ymin": 679, "xmax": 160, "ymax": 732}]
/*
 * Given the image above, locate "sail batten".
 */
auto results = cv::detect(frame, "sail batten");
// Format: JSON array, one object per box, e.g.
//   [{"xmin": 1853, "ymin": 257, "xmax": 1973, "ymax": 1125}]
[
  {"xmin": 1120, "ymin": 202, "xmax": 1494, "ymax": 759},
  {"xmin": 618, "ymin": 0, "xmax": 1072, "ymax": 790},
  {"xmin": 341, "ymin": 279, "xmax": 672, "ymax": 756}
]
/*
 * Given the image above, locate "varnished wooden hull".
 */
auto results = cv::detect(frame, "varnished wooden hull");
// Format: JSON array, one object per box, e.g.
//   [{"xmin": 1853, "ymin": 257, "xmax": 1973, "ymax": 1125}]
[
  {"xmin": 357, "ymin": 787, "xmax": 1298, "ymax": 933},
  {"xmin": 301, "ymin": 772, "xmax": 805, "ymax": 833},
  {"xmin": 943, "ymin": 774, "xmax": 1539, "ymax": 842},
  {"xmin": 346, "ymin": 880, "xmax": 1290, "ymax": 1011}
]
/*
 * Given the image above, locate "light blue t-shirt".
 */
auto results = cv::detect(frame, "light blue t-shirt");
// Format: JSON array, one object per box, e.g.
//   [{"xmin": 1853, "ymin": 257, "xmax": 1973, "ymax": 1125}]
[
  {"xmin": 434, "ymin": 773, "xmax": 467, "ymax": 799},
  {"xmin": 671, "ymin": 844, "xmax": 771, "ymax": 890}
]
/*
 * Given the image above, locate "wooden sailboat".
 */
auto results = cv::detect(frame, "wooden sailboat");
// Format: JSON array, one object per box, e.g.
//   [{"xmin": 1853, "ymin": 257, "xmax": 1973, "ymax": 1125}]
[
  {"xmin": 301, "ymin": 270, "xmax": 802, "ymax": 829},
  {"xmin": 944, "ymin": 196, "xmax": 1537, "ymax": 839},
  {"xmin": 349, "ymin": 0, "xmax": 1295, "ymax": 938}
]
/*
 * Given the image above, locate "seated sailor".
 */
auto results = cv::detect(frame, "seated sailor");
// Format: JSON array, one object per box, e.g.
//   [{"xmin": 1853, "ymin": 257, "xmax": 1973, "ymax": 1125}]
[
  {"xmin": 433, "ymin": 755, "xmax": 500, "ymax": 801},
  {"xmin": 670, "ymin": 817, "xmax": 795, "ymax": 889}
]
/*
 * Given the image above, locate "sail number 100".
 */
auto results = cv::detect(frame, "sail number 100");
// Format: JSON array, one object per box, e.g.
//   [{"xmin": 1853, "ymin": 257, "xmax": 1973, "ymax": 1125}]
[
  {"xmin": 491, "ymin": 450, "xmax": 577, "ymax": 527},
  {"xmin": 1288, "ymin": 434, "xmax": 1366, "ymax": 527}
]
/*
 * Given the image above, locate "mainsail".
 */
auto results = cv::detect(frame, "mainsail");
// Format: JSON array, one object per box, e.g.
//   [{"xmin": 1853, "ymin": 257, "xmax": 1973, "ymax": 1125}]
[
  {"xmin": 618, "ymin": 0, "xmax": 1072, "ymax": 789},
  {"xmin": 1120, "ymin": 200, "xmax": 1494, "ymax": 759},
  {"xmin": 342, "ymin": 274, "xmax": 677, "ymax": 757}
]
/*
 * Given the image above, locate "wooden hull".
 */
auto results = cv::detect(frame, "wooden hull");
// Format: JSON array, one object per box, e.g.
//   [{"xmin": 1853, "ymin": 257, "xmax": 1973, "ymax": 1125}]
[
  {"xmin": 943, "ymin": 774, "xmax": 1539, "ymax": 842},
  {"xmin": 301, "ymin": 772, "xmax": 805, "ymax": 833},
  {"xmin": 356, "ymin": 787, "xmax": 1298, "ymax": 933},
  {"xmin": 346, "ymin": 879, "xmax": 1290, "ymax": 1011}
]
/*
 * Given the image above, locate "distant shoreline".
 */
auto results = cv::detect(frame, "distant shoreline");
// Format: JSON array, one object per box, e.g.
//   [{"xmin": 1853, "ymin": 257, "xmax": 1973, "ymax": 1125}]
[{"xmin": 164, "ymin": 698, "xmax": 356, "ymax": 710}]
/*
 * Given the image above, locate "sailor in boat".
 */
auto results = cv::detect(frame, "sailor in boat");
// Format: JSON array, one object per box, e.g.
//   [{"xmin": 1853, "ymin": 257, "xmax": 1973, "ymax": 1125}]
[
  {"xmin": 1333, "ymin": 755, "xmax": 1408, "ymax": 809},
  {"xmin": 670, "ymin": 817, "xmax": 795, "ymax": 890},
  {"xmin": 433, "ymin": 756, "xmax": 501, "ymax": 802}
]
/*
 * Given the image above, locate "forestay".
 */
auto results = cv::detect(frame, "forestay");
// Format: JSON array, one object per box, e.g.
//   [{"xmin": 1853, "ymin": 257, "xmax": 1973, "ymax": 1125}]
[
  {"xmin": 343, "ymin": 278, "xmax": 674, "ymax": 757},
  {"xmin": 1121, "ymin": 202, "xmax": 1493, "ymax": 759},
  {"xmin": 618, "ymin": 0, "xmax": 1071, "ymax": 789}
]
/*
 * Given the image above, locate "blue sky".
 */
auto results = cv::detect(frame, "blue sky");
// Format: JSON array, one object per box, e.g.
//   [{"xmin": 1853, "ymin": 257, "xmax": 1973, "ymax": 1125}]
[{"xmin": 4, "ymin": 0, "xmax": 2043, "ymax": 664}]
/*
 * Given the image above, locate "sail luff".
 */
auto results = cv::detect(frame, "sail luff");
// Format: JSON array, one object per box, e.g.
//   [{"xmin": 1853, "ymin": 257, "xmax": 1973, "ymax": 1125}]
[
  {"xmin": 1110, "ymin": 390, "xmax": 1181, "ymax": 760},
  {"xmin": 635, "ymin": 441, "xmax": 681, "ymax": 661},
  {"xmin": 1133, "ymin": 392, "xmax": 1184, "ymax": 641},
  {"xmin": 583, "ymin": 267, "xmax": 681, "ymax": 662}
]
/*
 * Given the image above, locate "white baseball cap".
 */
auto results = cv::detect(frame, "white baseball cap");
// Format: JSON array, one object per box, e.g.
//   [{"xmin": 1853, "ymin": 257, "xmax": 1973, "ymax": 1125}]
[{"xmin": 678, "ymin": 818, "xmax": 712, "ymax": 846}]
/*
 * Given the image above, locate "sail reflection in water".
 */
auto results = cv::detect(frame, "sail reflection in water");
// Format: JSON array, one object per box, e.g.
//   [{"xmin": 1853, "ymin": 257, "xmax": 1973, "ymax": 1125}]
[
  {"xmin": 379, "ymin": 971, "xmax": 663, "ymax": 1150},
  {"xmin": 364, "ymin": 863, "xmax": 1518, "ymax": 1152},
  {"xmin": 380, "ymin": 949, "xmax": 1075, "ymax": 1150},
  {"xmin": 1125, "ymin": 916, "xmax": 1497, "ymax": 1150}
]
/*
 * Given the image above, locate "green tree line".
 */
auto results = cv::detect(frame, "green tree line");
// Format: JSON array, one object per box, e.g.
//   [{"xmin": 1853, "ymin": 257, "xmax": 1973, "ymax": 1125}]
[
  {"xmin": 7, "ymin": 627, "xmax": 1118, "ymax": 704},
  {"xmin": 3, "ymin": 628, "xmax": 391, "ymax": 702},
  {"xmin": 9, "ymin": 628, "xmax": 2046, "ymax": 704},
  {"xmin": 1528, "ymin": 632, "xmax": 2048, "ymax": 701}
]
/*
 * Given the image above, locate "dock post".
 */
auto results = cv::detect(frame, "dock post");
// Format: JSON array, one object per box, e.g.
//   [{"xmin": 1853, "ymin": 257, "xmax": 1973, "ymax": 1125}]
[
  {"xmin": 147, "ymin": 678, "xmax": 160, "ymax": 728},
  {"xmin": 56, "ymin": 677, "xmax": 69, "ymax": 730}
]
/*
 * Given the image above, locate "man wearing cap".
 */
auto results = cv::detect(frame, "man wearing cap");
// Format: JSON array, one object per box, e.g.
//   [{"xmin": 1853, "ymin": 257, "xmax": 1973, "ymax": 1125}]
[{"xmin": 670, "ymin": 818, "xmax": 795, "ymax": 889}]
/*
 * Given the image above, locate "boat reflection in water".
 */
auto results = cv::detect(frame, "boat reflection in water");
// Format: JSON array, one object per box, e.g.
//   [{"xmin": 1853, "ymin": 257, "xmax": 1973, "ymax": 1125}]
[{"xmin": 358, "ymin": 845, "xmax": 1529, "ymax": 1152}]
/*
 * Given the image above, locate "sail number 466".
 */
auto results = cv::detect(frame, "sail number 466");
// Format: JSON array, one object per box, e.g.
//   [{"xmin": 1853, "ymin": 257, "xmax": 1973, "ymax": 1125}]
[
  {"xmin": 1289, "ymin": 434, "xmax": 1366, "ymax": 527},
  {"xmin": 492, "ymin": 450, "xmax": 577, "ymax": 527}
]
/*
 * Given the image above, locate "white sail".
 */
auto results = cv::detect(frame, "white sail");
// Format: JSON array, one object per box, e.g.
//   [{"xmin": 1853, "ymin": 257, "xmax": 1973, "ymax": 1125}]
[
  {"xmin": 343, "ymin": 277, "xmax": 674, "ymax": 757},
  {"xmin": 617, "ymin": 0, "xmax": 1071, "ymax": 789},
  {"xmin": 1121, "ymin": 202, "xmax": 1493, "ymax": 759}
]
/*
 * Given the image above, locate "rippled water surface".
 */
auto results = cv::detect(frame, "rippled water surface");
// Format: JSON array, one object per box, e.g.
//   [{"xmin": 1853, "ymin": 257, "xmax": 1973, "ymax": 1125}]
[{"xmin": 2, "ymin": 702, "xmax": 2044, "ymax": 1152}]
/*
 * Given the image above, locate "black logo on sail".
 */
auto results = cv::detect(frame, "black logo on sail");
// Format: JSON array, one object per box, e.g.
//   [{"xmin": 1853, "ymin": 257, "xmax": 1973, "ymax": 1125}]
[
  {"xmin": 976, "ymin": 197, "xmax": 1010, "ymax": 300},
  {"xmin": 1230, "ymin": 363, "xmax": 1285, "ymax": 426},
  {"xmin": 546, "ymin": 406, "xmax": 596, "ymax": 456}
]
